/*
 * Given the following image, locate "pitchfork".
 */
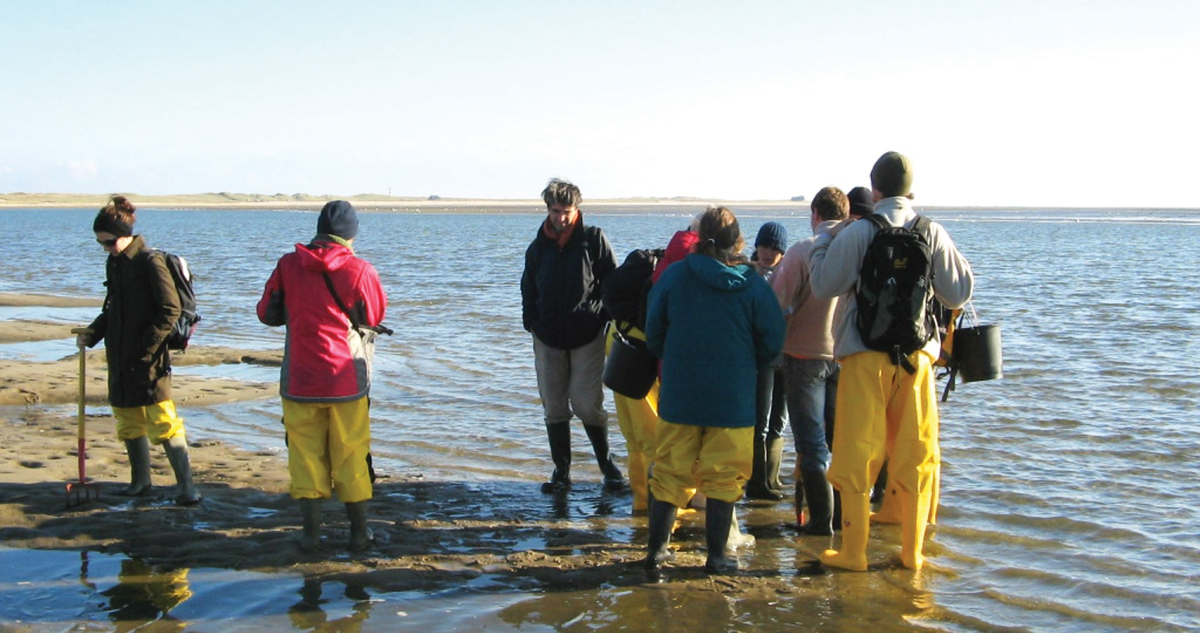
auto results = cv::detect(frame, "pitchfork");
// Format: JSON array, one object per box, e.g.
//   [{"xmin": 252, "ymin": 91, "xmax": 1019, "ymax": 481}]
[{"xmin": 66, "ymin": 327, "xmax": 101, "ymax": 508}]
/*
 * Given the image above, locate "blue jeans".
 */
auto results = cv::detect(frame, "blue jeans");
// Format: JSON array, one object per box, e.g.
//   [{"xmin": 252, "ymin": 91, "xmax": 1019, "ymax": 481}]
[
  {"xmin": 756, "ymin": 365, "xmax": 788, "ymax": 443},
  {"xmin": 784, "ymin": 356, "xmax": 839, "ymax": 474}
]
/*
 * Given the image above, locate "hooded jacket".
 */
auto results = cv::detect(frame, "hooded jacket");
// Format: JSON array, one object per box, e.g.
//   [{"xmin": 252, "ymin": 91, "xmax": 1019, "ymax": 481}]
[
  {"xmin": 87, "ymin": 235, "xmax": 181, "ymax": 407},
  {"xmin": 807, "ymin": 196, "xmax": 973, "ymax": 360},
  {"xmin": 520, "ymin": 221, "xmax": 617, "ymax": 350},
  {"xmin": 257, "ymin": 238, "xmax": 387, "ymax": 402},
  {"xmin": 645, "ymin": 253, "xmax": 785, "ymax": 428}
]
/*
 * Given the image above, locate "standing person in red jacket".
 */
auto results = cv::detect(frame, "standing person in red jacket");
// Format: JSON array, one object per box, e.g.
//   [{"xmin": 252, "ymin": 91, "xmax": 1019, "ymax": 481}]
[{"xmin": 257, "ymin": 200, "xmax": 388, "ymax": 553}]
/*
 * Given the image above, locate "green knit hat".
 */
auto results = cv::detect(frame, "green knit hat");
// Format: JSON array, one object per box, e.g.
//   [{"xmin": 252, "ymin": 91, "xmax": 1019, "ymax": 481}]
[{"xmin": 870, "ymin": 151, "xmax": 914, "ymax": 197}]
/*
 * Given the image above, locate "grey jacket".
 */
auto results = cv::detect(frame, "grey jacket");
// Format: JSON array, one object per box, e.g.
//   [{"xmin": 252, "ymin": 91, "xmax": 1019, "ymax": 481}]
[{"xmin": 807, "ymin": 197, "xmax": 974, "ymax": 361}]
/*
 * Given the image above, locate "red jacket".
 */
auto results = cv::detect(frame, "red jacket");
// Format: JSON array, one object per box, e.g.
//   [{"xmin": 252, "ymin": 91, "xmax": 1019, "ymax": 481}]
[{"xmin": 257, "ymin": 240, "xmax": 387, "ymax": 402}]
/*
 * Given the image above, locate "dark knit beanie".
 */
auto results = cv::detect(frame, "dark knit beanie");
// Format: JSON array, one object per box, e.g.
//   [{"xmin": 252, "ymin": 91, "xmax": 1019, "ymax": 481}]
[
  {"xmin": 847, "ymin": 186, "xmax": 875, "ymax": 218},
  {"xmin": 755, "ymin": 221, "xmax": 787, "ymax": 254},
  {"xmin": 870, "ymin": 151, "xmax": 914, "ymax": 197},
  {"xmin": 317, "ymin": 200, "xmax": 359, "ymax": 239}
]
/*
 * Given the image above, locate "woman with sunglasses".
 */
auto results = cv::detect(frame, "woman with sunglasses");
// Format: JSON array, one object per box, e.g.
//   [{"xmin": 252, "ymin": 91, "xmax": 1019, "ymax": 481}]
[{"xmin": 79, "ymin": 196, "xmax": 201, "ymax": 506}]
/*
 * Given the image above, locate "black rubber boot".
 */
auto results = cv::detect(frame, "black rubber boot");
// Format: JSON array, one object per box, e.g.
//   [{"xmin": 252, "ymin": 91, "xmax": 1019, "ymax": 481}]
[
  {"xmin": 163, "ymin": 435, "xmax": 202, "ymax": 506},
  {"xmin": 871, "ymin": 461, "xmax": 889, "ymax": 505},
  {"xmin": 704, "ymin": 498, "xmax": 739, "ymax": 574},
  {"xmin": 832, "ymin": 489, "xmax": 842, "ymax": 531},
  {"xmin": 746, "ymin": 436, "xmax": 784, "ymax": 501},
  {"xmin": 297, "ymin": 498, "xmax": 321, "ymax": 552},
  {"xmin": 644, "ymin": 496, "xmax": 677, "ymax": 576},
  {"xmin": 584, "ymin": 424, "xmax": 627, "ymax": 492},
  {"xmin": 116, "ymin": 437, "xmax": 153, "ymax": 497},
  {"xmin": 766, "ymin": 437, "xmax": 786, "ymax": 494},
  {"xmin": 541, "ymin": 423, "xmax": 572, "ymax": 493},
  {"xmin": 799, "ymin": 469, "xmax": 834, "ymax": 536},
  {"xmin": 345, "ymin": 501, "xmax": 374, "ymax": 552}
]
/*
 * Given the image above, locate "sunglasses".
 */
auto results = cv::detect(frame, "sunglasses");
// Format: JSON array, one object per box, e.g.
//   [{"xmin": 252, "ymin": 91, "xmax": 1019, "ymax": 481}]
[{"xmin": 96, "ymin": 238, "xmax": 119, "ymax": 247}]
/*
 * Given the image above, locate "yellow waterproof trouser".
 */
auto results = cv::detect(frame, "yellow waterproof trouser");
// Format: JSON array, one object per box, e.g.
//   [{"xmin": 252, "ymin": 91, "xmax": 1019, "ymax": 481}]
[
  {"xmin": 829, "ymin": 350, "xmax": 940, "ymax": 569},
  {"xmin": 282, "ymin": 397, "xmax": 372, "ymax": 503},
  {"xmin": 606, "ymin": 325, "xmax": 660, "ymax": 511},
  {"xmin": 650, "ymin": 419, "xmax": 752, "ymax": 508},
  {"xmin": 112, "ymin": 401, "xmax": 184, "ymax": 444}
]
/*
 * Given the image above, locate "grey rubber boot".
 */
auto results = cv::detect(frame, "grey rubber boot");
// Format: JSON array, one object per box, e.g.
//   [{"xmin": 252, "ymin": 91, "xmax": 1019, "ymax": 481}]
[
  {"xmin": 644, "ymin": 495, "xmax": 678, "ymax": 577},
  {"xmin": 116, "ymin": 437, "xmax": 153, "ymax": 497},
  {"xmin": 584, "ymin": 423, "xmax": 627, "ymax": 492},
  {"xmin": 345, "ymin": 501, "xmax": 374, "ymax": 552},
  {"xmin": 541, "ymin": 423, "xmax": 572, "ymax": 493},
  {"xmin": 800, "ymin": 469, "xmax": 834, "ymax": 536},
  {"xmin": 297, "ymin": 498, "xmax": 321, "ymax": 552},
  {"xmin": 163, "ymin": 435, "xmax": 202, "ymax": 506},
  {"xmin": 704, "ymin": 498, "xmax": 739, "ymax": 574}
]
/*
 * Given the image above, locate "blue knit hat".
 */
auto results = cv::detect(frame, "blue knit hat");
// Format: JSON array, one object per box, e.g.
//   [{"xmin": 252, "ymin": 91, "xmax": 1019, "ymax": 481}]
[
  {"xmin": 848, "ymin": 186, "xmax": 875, "ymax": 218},
  {"xmin": 755, "ymin": 221, "xmax": 787, "ymax": 254},
  {"xmin": 317, "ymin": 200, "xmax": 359, "ymax": 239}
]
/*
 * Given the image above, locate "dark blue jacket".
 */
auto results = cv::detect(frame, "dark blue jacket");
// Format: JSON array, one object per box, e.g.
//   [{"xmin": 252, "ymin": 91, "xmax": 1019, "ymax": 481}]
[
  {"xmin": 645, "ymin": 254, "xmax": 785, "ymax": 428},
  {"xmin": 521, "ymin": 222, "xmax": 617, "ymax": 350}
]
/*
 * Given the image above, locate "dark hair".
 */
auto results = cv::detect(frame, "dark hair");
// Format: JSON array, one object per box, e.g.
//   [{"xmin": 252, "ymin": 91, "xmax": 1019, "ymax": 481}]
[
  {"xmin": 541, "ymin": 178, "xmax": 581, "ymax": 209},
  {"xmin": 811, "ymin": 187, "xmax": 849, "ymax": 222},
  {"xmin": 104, "ymin": 195, "xmax": 136, "ymax": 222},
  {"xmin": 694, "ymin": 206, "xmax": 746, "ymax": 265}
]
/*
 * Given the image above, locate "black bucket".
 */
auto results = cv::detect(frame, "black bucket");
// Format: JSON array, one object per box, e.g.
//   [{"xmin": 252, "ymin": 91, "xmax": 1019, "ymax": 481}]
[
  {"xmin": 953, "ymin": 324, "xmax": 1002, "ymax": 383},
  {"xmin": 603, "ymin": 331, "xmax": 658, "ymax": 399}
]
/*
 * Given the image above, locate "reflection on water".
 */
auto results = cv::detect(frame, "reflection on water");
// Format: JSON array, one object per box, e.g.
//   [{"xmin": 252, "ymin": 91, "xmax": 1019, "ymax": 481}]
[{"xmin": 101, "ymin": 558, "xmax": 192, "ymax": 631}]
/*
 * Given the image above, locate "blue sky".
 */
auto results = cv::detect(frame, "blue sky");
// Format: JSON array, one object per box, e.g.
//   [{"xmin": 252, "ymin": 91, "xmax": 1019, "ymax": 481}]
[{"xmin": 2, "ymin": 1, "xmax": 1197, "ymax": 207}]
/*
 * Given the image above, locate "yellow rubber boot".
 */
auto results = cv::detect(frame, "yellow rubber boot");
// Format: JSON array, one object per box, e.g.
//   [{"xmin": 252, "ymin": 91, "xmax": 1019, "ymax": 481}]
[
  {"xmin": 819, "ymin": 492, "xmax": 870, "ymax": 571},
  {"xmin": 899, "ymin": 487, "xmax": 932, "ymax": 570},
  {"xmin": 629, "ymin": 451, "xmax": 650, "ymax": 512}
]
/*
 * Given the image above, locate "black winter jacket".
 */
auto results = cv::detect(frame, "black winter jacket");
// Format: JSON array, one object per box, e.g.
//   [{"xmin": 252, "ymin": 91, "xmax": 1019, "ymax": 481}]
[
  {"xmin": 87, "ymin": 236, "xmax": 181, "ymax": 407},
  {"xmin": 521, "ymin": 222, "xmax": 617, "ymax": 350}
]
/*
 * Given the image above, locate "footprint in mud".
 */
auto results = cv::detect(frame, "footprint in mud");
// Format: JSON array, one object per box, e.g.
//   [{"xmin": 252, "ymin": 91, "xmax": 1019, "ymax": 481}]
[{"xmin": 19, "ymin": 460, "xmax": 44, "ymax": 469}]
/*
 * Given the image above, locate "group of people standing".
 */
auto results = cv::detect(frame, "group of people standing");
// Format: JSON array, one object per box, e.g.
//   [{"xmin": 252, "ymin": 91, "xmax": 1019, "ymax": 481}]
[
  {"xmin": 80, "ymin": 150, "xmax": 971, "ymax": 574},
  {"xmin": 522, "ymin": 151, "xmax": 973, "ymax": 576}
]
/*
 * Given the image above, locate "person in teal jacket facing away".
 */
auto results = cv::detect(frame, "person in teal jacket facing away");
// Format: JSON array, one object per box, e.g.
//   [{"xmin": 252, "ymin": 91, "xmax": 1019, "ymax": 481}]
[{"xmin": 642, "ymin": 206, "xmax": 785, "ymax": 575}]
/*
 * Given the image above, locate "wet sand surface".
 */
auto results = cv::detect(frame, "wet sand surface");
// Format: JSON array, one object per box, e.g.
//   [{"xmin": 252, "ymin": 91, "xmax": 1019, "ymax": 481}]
[{"xmin": 0, "ymin": 294, "xmax": 940, "ymax": 631}]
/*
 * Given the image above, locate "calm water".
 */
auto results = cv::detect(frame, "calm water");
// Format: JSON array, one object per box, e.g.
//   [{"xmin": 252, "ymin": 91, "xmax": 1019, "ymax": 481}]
[{"xmin": 1, "ymin": 206, "xmax": 1198, "ymax": 631}]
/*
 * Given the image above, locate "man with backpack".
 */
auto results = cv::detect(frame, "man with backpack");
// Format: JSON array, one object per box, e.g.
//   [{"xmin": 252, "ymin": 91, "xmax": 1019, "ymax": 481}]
[{"xmin": 807, "ymin": 152, "xmax": 973, "ymax": 571}]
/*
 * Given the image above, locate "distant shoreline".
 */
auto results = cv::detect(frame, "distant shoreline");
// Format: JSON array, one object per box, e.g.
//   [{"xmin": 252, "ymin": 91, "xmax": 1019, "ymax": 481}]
[
  {"xmin": 0, "ymin": 193, "xmax": 806, "ymax": 212},
  {"xmin": 2, "ymin": 193, "xmax": 1195, "ymax": 213}
]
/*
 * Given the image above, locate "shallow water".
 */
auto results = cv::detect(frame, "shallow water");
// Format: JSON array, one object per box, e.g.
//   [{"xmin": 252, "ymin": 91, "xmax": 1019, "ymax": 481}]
[{"xmin": 2, "ymin": 206, "xmax": 1199, "ymax": 631}]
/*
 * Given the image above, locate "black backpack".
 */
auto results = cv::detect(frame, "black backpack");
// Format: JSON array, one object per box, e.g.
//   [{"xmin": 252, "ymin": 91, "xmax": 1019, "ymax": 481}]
[
  {"xmin": 855, "ymin": 214, "xmax": 935, "ymax": 373},
  {"xmin": 601, "ymin": 248, "xmax": 663, "ymax": 330},
  {"xmin": 151, "ymin": 249, "xmax": 201, "ymax": 351}
]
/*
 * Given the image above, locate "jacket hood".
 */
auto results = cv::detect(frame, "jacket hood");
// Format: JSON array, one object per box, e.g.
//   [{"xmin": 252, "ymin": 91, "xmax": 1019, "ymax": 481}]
[
  {"xmin": 294, "ymin": 240, "xmax": 355, "ymax": 273},
  {"xmin": 685, "ymin": 253, "xmax": 753, "ymax": 291}
]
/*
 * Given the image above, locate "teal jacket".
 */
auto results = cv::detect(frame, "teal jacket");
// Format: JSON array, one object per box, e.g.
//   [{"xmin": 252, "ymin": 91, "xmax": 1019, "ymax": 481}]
[{"xmin": 645, "ymin": 254, "xmax": 785, "ymax": 428}]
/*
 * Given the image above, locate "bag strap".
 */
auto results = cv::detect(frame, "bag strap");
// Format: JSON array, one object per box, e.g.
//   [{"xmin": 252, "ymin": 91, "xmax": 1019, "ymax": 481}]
[{"xmin": 321, "ymin": 271, "xmax": 393, "ymax": 336}]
